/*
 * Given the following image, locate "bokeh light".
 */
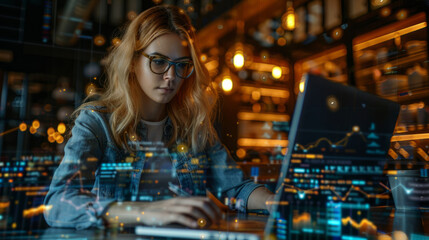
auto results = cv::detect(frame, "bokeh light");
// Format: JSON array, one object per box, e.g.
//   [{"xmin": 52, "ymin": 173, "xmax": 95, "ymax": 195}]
[
  {"xmin": 94, "ymin": 35, "xmax": 106, "ymax": 46},
  {"xmin": 272, "ymin": 66, "xmax": 282, "ymax": 79},
  {"xmin": 32, "ymin": 120, "xmax": 40, "ymax": 129},
  {"xmin": 19, "ymin": 123, "xmax": 27, "ymax": 132},
  {"xmin": 57, "ymin": 123, "xmax": 66, "ymax": 134},
  {"xmin": 233, "ymin": 52, "xmax": 245, "ymax": 69},
  {"xmin": 222, "ymin": 77, "xmax": 233, "ymax": 92}
]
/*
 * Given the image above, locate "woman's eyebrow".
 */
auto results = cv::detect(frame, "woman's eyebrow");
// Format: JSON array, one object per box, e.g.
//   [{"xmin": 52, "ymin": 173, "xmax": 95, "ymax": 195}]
[{"xmin": 149, "ymin": 52, "xmax": 192, "ymax": 61}]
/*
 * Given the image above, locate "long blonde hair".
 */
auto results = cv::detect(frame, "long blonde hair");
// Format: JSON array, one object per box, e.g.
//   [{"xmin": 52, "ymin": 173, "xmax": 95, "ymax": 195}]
[{"xmin": 75, "ymin": 5, "xmax": 219, "ymax": 153}]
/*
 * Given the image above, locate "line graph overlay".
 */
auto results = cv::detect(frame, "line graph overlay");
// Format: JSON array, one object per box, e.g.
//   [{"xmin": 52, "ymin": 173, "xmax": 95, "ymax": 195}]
[
  {"xmin": 295, "ymin": 126, "xmax": 367, "ymax": 152},
  {"xmin": 279, "ymin": 183, "xmax": 391, "ymax": 201}
]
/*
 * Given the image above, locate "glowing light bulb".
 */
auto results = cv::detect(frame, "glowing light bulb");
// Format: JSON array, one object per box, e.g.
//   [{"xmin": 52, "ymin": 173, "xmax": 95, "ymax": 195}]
[
  {"xmin": 47, "ymin": 127, "xmax": 55, "ymax": 136},
  {"xmin": 299, "ymin": 81, "xmax": 305, "ymax": 93},
  {"xmin": 32, "ymin": 120, "xmax": 40, "ymax": 129},
  {"xmin": 177, "ymin": 143, "xmax": 188, "ymax": 153},
  {"xmin": 282, "ymin": 8, "xmax": 296, "ymax": 31},
  {"xmin": 236, "ymin": 148, "xmax": 246, "ymax": 159},
  {"xmin": 222, "ymin": 77, "xmax": 233, "ymax": 92},
  {"xmin": 233, "ymin": 52, "xmax": 244, "ymax": 69},
  {"xmin": 19, "ymin": 123, "xmax": 27, "ymax": 132},
  {"xmin": 57, "ymin": 123, "xmax": 66, "ymax": 134},
  {"xmin": 29, "ymin": 126, "xmax": 37, "ymax": 134},
  {"xmin": 272, "ymin": 66, "xmax": 282, "ymax": 79}
]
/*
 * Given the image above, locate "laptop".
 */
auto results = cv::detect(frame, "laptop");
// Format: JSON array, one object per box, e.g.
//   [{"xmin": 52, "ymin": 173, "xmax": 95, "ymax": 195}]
[{"xmin": 135, "ymin": 74, "xmax": 400, "ymax": 240}]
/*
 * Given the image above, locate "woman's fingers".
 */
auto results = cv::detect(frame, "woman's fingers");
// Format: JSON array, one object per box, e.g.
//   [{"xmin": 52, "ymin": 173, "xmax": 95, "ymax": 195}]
[
  {"xmin": 168, "ymin": 213, "xmax": 199, "ymax": 228},
  {"xmin": 189, "ymin": 197, "xmax": 221, "ymax": 225},
  {"xmin": 137, "ymin": 197, "xmax": 223, "ymax": 228},
  {"xmin": 167, "ymin": 205, "xmax": 207, "ymax": 223},
  {"xmin": 168, "ymin": 198, "xmax": 219, "ymax": 226}
]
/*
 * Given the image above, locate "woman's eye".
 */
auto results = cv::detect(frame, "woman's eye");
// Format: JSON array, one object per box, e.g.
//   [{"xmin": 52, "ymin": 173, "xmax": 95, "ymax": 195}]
[
  {"xmin": 177, "ymin": 62, "xmax": 190, "ymax": 69},
  {"xmin": 152, "ymin": 58, "xmax": 167, "ymax": 65}
]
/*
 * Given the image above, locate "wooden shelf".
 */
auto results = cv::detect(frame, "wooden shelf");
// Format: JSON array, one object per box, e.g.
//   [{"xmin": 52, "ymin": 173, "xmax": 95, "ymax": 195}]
[{"xmin": 355, "ymin": 50, "xmax": 427, "ymax": 78}]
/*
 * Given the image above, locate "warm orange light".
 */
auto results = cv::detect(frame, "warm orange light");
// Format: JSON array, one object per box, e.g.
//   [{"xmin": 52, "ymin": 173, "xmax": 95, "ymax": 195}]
[
  {"xmin": 282, "ymin": 8, "xmax": 296, "ymax": 31},
  {"xmin": 0, "ymin": 202, "xmax": 10, "ymax": 208},
  {"xmin": 354, "ymin": 22, "xmax": 426, "ymax": 51},
  {"xmin": 380, "ymin": 7, "xmax": 391, "ymax": 17},
  {"xmin": 237, "ymin": 138, "xmax": 288, "ymax": 147},
  {"xmin": 233, "ymin": 51, "xmax": 245, "ymax": 69},
  {"xmin": 299, "ymin": 81, "xmax": 305, "ymax": 93},
  {"xmin": 48, "ymin": 135, "xmax": 55, "ymax": 143},
  {"xmin": 127, "ymin": 11, "xmax": 137, "ymax": 20},
  {"xmin": 221, "ymin": 77, "xmax": 233, "ymax": 92},
  {"xmin": 112, "ymin": 37, "xmax": 121, "ymax": 46},
  {"xmin": 237, "ymin": 112, "xmax": 289, "ymax": 122},
  {"xmin": 19, "ymin": 123, "xmax": 27, "ymax": 132},
  {"xmin": 371, "ymin": 0, "xmax": 390, "ymax": 7},
  {"xmin": 236, "ymin": 148, "xmax": 246, "ymax": 159},
  {"xmin": 277, "ymin": 37, "xmax": 287, "ymax": 46},
  {"xmin": 86, "ymin": 83, "xmax": 96, "ymax": 96},
  {"xmin": 252, "ymin": 103, "xmax": 262, "ymax": 113},
  {"xmin": 47, "ymin": 127, "xmax": 55, "ymax": 136},
  {"xmin": 56, "ymin": 135, "xmax": 64, "ymax": 144},
  {"xmin": 391, "ymin": 133, "xmax": 429, "ymax": 142},
  {"xmin": 332, "ymin": 27, "xmax": 343, "ymax": 40},
  {"xmin": 32, "ymin": 120, "xmax": 40, "ymax": 129},
  {"xmin": 341, "ymin": 216, "xmax": 377, "ymax": 232},
  {"xmin": 54, "ymin": 132, "xmax": 62, "ymax": 141},
  {"xmin": 57, "ymin": 123, "xmax": 66, "ymax": 134},
  {"xmin": 251, "ymin": 91, "xmax": 261, "ymax": 101},
  {"xmin": 272, "ymin": 66, "xmax": 282, "ymax": 79},
  {"xmin": 396, "ymin": 9, "xmax": 408, "ymax": 20},
  {"xmin": 177, "ymin": 143, "xmax": 188, "ymax": 153},
  {"xmin": 29, "ymin": 126, "xmax": 37, "ymax": 134},
  {"xmin": 94, "ymin": 35, "xmax": 106, "ymax": 46},
  {"xmin": 23, "ymin": 205, "xmax": 52, "ymax": 218},
  {"xmin": 248, "ymin": 62, "xmax": 289, "ymax": 74},
  {"xmin": 241, "ymin": 86, "xmax": 289, "ymax": 98}
]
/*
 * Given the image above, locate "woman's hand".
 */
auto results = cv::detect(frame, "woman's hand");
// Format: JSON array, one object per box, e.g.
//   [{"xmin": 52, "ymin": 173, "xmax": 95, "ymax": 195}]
[{"xmin": 103, "ymin": 197, "xmax": 221, "ymax": 228}]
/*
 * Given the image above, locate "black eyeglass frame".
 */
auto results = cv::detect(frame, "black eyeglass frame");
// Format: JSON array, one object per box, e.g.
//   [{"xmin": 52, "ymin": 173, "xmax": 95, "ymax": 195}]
[{"xmin": 141, "ymin": 52, "xmax": 194, "ymax": 79}]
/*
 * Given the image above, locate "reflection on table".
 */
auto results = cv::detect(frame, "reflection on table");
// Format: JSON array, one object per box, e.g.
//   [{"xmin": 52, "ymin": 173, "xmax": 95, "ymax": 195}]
[{"xmin": 0, "ymin": 207, "xmax": 428, "ymax": 240}]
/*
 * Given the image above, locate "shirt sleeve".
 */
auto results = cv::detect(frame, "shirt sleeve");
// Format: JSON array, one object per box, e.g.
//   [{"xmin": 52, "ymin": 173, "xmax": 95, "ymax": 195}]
[
  {"xmin": 43, "ymin": 109, "xmax": 115, "ymax": 229},
  {"xmin": 205, "ymin": 141, "xmax": 263, "ymax": 212}
]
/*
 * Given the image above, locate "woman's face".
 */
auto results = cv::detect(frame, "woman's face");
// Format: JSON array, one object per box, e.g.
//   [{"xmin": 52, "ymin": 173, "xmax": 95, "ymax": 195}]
[{"xmin": 134, "ymin": 33, "xmax": 191, "ymax": 107}]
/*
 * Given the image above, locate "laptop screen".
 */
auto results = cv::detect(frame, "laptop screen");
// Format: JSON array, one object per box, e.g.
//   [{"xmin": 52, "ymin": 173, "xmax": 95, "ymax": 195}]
[{"xmin": 266, "ymin": 74, "xmax": 400, "ymax": 239}]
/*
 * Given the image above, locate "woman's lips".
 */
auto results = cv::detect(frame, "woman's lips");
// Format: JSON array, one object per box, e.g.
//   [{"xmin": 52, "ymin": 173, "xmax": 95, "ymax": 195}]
[{"xmin": 157, "ymin": 87, "xmax": 174, "ymax": 94}]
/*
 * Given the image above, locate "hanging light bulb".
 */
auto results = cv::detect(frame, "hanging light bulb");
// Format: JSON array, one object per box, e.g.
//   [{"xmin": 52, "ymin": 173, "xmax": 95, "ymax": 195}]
[
  {"xmin": 282, "ymin": 1, "xmax": 296, "ymax": 31},
  {"xmin": 233, "ymin": 51, "xmax": 245, "ymax": 69},
  {"xmin": 222, "ymin": 76, "xmax": 233, "ymax": 92},
  {"xmin": 225, "ymin": 42, "xmax": 253, "ymax": 70},
  {"xmin": 272, "ymin": 66, "xmax": 282, "ymax": 79}
]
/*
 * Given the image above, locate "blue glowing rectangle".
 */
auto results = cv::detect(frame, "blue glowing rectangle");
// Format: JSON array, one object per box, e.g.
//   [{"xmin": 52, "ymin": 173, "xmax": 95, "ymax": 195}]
[{"xmin": 342, "ymin": 236, "xmax": 367, "ymax": 240}]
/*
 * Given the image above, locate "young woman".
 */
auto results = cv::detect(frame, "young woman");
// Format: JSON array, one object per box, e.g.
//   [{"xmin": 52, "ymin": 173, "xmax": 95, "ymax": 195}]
[{"xmin": 43, "ymin": 5, "xmax": 274, "ymax": 230}]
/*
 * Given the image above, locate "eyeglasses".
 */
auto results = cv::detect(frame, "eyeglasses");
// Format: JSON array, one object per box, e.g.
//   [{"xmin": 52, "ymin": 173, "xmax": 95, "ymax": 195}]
[{"xmin": 141, "ymin": 52, "xmax": 194, "ymax": 79}]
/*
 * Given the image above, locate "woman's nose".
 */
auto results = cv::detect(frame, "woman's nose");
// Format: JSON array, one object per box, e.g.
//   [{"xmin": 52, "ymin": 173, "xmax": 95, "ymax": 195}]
[{"xmin": 163, "ymin": 64, "xmax": 176, "ymax": 81}]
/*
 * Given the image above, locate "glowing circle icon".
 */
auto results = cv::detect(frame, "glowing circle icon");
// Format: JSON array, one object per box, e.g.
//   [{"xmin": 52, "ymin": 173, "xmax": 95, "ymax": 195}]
[{"xmin": 326, "ymin": 95, "xmax": 339, "ymax": 112}]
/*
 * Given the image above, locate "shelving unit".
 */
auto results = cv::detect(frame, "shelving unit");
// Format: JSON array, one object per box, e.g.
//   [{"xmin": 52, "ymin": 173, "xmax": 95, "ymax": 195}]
[
  {"xmin": 353, "ymin": 12, "xmax": 429, "ymax": 171},
  {"xmin": 290, "ymin": 10, "xmax": 429, "ymax": 172},
  {"xmin": 231, "ymin": 57, "xmax": 292, "ymax": 165}
]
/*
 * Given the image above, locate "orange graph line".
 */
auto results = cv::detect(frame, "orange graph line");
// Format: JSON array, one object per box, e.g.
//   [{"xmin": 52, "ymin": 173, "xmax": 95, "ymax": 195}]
[
  {"xmin": 23, "ymin": 204, "xmax": 52, "ymax": 218},
  {"xmin": 293, "ymin": 212, "xmax": 311, "ymax": 224},
  {"xmin": 0, "ymin": 127, "xmax": 19, "ymax": 137},
  {"xmin": 329, "ymin": 186, "xmax": 390, "ymax": 201},
  {"xmin": 295, "ymin": 130, "xmax": 367, "ymax": 152},
  {"xmin": 276, "ymin": 183, "xmax": 319, "ymax": 194},
  {"xmin": 341, "ymin": 216, "xmax": 377, "ymax": 232},
  {"xmin": 279, "ymin": 183, "xmax": 390, "ymax": 201}
]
